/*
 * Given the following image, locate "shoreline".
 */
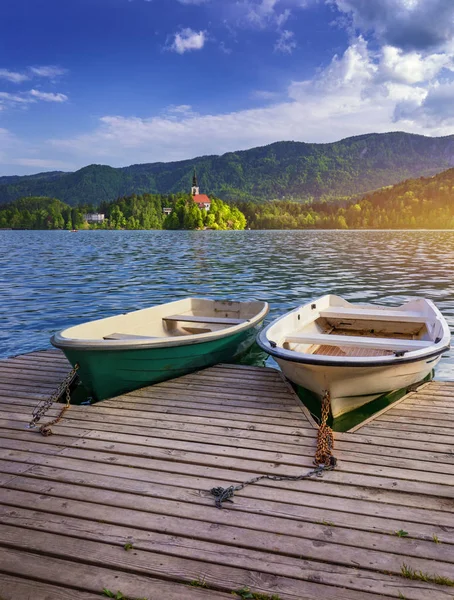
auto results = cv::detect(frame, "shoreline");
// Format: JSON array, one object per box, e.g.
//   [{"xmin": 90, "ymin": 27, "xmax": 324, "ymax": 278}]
[{"xmin": 2, "ymin": 228, "xmax": 454, "ymax": 232}]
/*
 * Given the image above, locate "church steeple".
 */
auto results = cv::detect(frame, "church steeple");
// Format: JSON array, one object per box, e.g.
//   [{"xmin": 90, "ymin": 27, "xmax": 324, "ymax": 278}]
[{"xmin": 191, "ymin": 168, "xmax": 199, "ymax": 196}]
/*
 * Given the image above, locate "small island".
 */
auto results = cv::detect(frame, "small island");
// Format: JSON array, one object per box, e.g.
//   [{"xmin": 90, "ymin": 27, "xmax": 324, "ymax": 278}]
[{"xmin": 0, "ymin": 170, "xmax": 246, "ymax": 231}]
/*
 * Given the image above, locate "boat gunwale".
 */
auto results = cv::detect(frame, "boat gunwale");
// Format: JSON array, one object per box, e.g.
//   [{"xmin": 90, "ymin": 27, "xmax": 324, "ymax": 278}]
[
  {"xmin": 257, "ymin": 344, "xmax": 448, "ymax": 368},
  {"xmin": 51, "ymin": 298, "xmax": 269, "ymax": 352},
  {"xmin": 257, "ymin": 296, "xmax": 451, "ymax": 368}
]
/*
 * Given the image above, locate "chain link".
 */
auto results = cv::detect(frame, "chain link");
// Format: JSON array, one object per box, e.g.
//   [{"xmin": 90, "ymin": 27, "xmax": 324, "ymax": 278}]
[
  {"xmin": 28, "ymin": 363, "xmax": 79, "ymax": 436},
  {"xmin": 210, "ymin": 390, "xmax": 336, "ymax": 509}
]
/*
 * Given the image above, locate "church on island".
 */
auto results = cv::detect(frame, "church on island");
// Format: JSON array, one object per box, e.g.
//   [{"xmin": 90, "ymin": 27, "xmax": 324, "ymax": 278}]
[
  {"xmin": 191, "ymin": 169, "xmax": 211, "ymax": 211},
  {"xmin": 162, "ymin": 169, "xmax": 211, "ymax": 215}
]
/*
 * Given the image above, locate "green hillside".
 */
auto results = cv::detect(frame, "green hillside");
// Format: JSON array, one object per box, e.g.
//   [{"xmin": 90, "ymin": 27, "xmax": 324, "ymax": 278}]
[
  {"xmin": 237, "ymin": 166, "xmax": 454, "ymax": 229},
  {"xmin": 2, "ymin": 132, "xmax": 454, "ymax": 206},
  {"xmin": 2, "ymin": 165, "xmax": 453, "ymax": 230}
]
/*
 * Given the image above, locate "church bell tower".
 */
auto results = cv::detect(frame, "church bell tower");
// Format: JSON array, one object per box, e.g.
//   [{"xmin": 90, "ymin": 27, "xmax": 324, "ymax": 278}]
[{"xmin": 191, "ymin": 168, "xmax": 199, "ymax": 196}]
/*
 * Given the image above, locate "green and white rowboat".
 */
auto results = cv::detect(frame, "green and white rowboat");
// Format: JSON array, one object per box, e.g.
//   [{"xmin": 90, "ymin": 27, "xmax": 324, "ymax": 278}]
[{"xmin": 51, "ymin": 298, "xmax": 269, "ymax": 401}]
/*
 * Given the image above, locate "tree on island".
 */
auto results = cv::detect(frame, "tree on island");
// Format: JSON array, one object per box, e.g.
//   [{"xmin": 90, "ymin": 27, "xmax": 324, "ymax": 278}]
[
  {"xmin": 0, "ymin": 192, "xmax": 247, "ymax": 231},
  {"xmin": 162, "ymin": 195, "xmax": 246, "ymax": 230}
]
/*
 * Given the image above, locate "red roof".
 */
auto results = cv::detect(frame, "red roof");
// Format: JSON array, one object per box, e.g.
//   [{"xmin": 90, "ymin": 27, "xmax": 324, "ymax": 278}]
[{"xmin": 192, "ymin": 194, "xmax": 211, "ymax": 205}]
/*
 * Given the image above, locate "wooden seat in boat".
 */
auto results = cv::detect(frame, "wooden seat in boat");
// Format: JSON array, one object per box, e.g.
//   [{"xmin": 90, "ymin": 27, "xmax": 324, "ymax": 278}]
[
  {"xmin": 284, "ymin": 332, "xmax": 433, "ymax": 352},
  {"xmin": 103, "ymin": 333, "xmax": 158, "ymax": 340},
  {"xmin": 163, "ymin": 314, "xmax": 246, "ymax": 325},
  {"xmin": 319, "ymin": 307, "xmax": 426, "ymax": 323}
]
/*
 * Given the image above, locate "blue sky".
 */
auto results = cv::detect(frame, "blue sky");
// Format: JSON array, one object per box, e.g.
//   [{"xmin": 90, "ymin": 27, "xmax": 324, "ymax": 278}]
[{"xmin": 1, "ymin": 0, "xmax": 454, "ymax": 175}]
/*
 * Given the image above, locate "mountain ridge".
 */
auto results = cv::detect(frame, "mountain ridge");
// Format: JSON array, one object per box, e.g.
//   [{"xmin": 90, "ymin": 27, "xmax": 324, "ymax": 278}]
[{"xmin": 2, "ymin": 132, "xmax": 454, "ymax": 206}]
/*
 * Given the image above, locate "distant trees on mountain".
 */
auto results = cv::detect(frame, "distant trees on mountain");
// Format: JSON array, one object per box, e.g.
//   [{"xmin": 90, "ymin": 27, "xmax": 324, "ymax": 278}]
[
  {"xmin": 1, "ymin": 165, "xmax": 454, "ymax": 230},
  {"xmin": 237, "ymin": 167, "xmax": 454, "ymax": 229},
  {"xmin": 2, "ymin": 132, "xmax": 454, "ymax": 206}
]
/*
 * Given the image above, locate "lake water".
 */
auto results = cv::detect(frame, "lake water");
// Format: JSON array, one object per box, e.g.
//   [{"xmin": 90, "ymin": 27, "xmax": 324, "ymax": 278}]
[{"xmin": 1, "ymin": 229, "xmax": 453, "ymax": 380}]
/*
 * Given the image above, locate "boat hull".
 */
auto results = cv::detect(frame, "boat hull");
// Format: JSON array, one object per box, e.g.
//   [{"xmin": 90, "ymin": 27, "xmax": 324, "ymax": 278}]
[
  {"xmin": 275, "ymin": 354, "xmax": 441, "ymax": 417},
  {"xmin": 257, "ymin": 294, "xmax": 450, "ymax": 419},
  {"xmin": 63, "ymin": 325, "xmax": 260, "ymax": 401}
]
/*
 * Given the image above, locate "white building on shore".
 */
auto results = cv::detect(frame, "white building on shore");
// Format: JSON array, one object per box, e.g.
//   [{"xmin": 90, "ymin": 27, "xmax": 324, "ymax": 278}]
[{"xmin": 84, "ymin": 213, "xmax": 105, "ymax": 223}]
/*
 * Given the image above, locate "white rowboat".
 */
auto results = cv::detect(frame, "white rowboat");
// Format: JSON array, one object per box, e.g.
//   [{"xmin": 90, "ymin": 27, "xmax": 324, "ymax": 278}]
[{"xmin": 257, "ymin": 295, "xmax": 450, "ymax": 418}]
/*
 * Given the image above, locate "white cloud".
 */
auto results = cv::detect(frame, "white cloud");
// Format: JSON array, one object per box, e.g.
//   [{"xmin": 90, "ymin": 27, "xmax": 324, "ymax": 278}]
[
  {"xmin": 385, "ymin": 81, "xmax": 427, "ymax": 104},
  {"xmin": 276, "ymin": 8, "xmax": 291, "ymax": 28},
  {"xmin": 0, "ymin": 89, "xmax": 69, "ymax": 109},
  {"xmin": 228, "ymin": 1, "xmax": 297, "ymax": 54},
  {"xmin": 232, "ymin": 0, "xmax": 296, "ymax": 29},
  {"xmin": 166, "ymin": 104, "xmax": 193, "ymax": 113},
  {"xmin": 274, "ymin": 29, "xmax": 296, "ymax": 53},
  {"xmin": 0, "ymin": 92, "xmax": 33, "ymax": 104},
  {"xmin": 394, "ymin": 81, "xmax": 454, "ymax": 127},
  {"xmin": 332, "ymin": 0, "xmax": 454, "ymax": 51},
  {"xmin": 0, "ymin": 92, "xmax": 35, "ymax": 110},
  {"xmin": 170, "ymin": 28, "xmax": 207, "ymax": 54},
  {"xmin": 29, "ymin": 89, "xmax": 68, "ymax": 102},
  {"xmin": 42, "ymin": 36, "xmax": 454, "ymax": 169},
  {"xmin": 380, "ymin": 46, "xmax": 453, "ymax": 84},
  {"xmin": 29, "ymin": 65, "xmax": 67, "ymax": 78},
  {"xmin": 0, "ymin": 65, "xmax": 66, "ymax": 86},
  {"xmin": 163, "ymin": 104, "xmax": 199, "ymax": 119},
  {"xmin": 0, "ymin": 69, "xmax": 29, "ymax": 83},
  {"xmin": 3, "ymin": 34, "xmax": 454, "ymax": 174},
  {"xmin": 289, "ymin": 37, "xmax": 376, "ymax": 99},
  {"xmin": 241, "ymin": 0, "xmax": 280, "ymax": 28},
  {"xmin": 177, "ymin": 0, "xmax": 210, "ymax": 4}
]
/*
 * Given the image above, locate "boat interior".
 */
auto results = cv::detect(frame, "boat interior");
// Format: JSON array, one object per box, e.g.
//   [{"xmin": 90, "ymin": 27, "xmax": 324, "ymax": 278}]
[
  {"xmin": 281, "ymin": 306, "xmax": 438, "ymax": 358},
  {"xmin": 59, "ymin": 299, "xmax": 267, "ymax": 342}
]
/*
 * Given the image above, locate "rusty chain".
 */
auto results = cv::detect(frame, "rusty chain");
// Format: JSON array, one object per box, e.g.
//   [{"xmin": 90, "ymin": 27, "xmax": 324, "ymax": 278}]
[
  {"xmin": 210, "ymin": 390, "xmax": 336, "ymax": 509},
  {"xmin": 28, "ymin": 363, "xmax": 79, "ymax": 436}
]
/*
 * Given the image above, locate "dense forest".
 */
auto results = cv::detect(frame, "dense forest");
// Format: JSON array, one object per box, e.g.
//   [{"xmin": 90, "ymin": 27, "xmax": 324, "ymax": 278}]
[
  {"xmin": 0, "ymin": 194, "xmax": 246, "ymax": 230},
  {"xmin": 2, "ymin": 132, "xmax": 454, "ymax": 206},
  {"xmin": 237, "ymin": 167, "xmax": 454, "ymax": 229},
  {"xmin": 1, "ymin": 164, "xmax": 454, "ymax": 230}
]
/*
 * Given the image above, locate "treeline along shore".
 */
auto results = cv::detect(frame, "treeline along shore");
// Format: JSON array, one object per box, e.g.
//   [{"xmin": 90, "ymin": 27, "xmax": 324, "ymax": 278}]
[
  {"xmin": 0, "ymin": 194, "xmax": 246, "ymax": 231},
  {"xmin": 1, "ymin": 166, "xmax": 454, "ymax": 230}
]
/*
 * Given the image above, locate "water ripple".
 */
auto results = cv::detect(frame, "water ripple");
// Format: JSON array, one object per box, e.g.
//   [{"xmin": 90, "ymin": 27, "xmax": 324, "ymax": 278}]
[{"xmin": 1, "ymin": 230, "xmax": 453, "ymax": 379}]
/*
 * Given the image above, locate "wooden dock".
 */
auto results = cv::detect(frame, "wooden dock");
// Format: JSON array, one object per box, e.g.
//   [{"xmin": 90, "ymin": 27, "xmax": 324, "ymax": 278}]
[{"xmin": 0, "ymin": 349, "xmax": 453, "ymax": 600}]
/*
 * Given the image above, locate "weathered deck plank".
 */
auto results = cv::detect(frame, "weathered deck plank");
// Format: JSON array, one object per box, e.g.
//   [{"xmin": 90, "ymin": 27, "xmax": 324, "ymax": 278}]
[{"xmin": 0, "ymin": 349, "xmax": 453, "ymax": 600}]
